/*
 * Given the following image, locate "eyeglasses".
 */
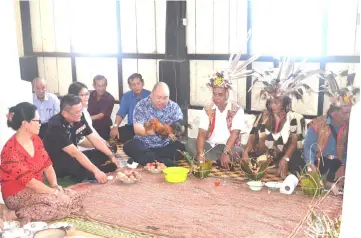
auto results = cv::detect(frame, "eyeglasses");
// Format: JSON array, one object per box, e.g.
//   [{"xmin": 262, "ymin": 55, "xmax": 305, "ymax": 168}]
[{"xmin": 31, "ymin": 119, "xmax": 41, "ymax": 124}]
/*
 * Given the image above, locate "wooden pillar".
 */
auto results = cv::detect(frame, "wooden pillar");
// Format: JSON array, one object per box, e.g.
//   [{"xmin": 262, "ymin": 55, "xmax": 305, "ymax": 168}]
[{"xmin": 159, "ymin": 1, "xmax": 190, "ymax": 134}]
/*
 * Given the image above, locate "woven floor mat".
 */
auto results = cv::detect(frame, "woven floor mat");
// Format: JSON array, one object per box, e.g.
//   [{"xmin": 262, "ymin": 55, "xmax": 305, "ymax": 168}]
[
  {"xmin": 177, "ymin": 159, "xmax": 283, "ymax": 182},
  {"xmin": 51, "ymin": 217, "xmax": 152, "ymax": 238},
  {"xmin": 72, "ymin": 170, "xmax": 343, "ymax": 238},
  {"xmin": 110, "ymin": 139, "xmax": 282, "ymax": 183}
]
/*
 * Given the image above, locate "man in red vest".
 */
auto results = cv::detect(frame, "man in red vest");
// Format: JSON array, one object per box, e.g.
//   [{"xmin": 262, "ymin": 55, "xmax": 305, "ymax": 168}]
[
  {"xmin": 304, "ymin": 70, "xmax": 359, "ymax": 194},
  {"xmin": 186, "ymin": 49, "xmax": 259, "ymax": 169}
]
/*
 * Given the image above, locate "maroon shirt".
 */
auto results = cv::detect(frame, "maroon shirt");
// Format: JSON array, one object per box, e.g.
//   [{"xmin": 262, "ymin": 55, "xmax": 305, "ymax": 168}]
[{"xmin": 88, "ymin": 90, "xmax": 115, "ymax": 139}]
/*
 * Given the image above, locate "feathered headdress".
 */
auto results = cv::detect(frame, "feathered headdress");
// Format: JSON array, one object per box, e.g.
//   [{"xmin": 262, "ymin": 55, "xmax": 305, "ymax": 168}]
[
  {"xmin": 249, "ymin": 58, "xmax": 324, "ymax": 101},
  {"xmin": 318, "ymin": 69, "xmax": 359, "ymax": 107},
  {"xmin": 206, "ymin": 31, "xmax": 260, "ymax": 89}
]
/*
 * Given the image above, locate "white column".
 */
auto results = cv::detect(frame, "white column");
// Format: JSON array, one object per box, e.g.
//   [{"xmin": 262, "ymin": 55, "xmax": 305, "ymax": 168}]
[
  {"xmin": 339, "ymin": 102, "xmax": 361, "ymax": 237},
  {"xmin": 0, "ymin": 0, "xmax": 32, "ymax": 151}
]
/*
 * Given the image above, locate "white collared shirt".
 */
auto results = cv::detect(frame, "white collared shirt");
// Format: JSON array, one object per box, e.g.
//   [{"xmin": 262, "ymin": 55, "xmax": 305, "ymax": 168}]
[
  {"xmin": 78, "ymin": 108, "xmax": 107, "ymax": 152},
  {"xmin": 32, "ymin": 93, "xmax": 60, "ymax": 124},
  {"xmin": 199, "ymin": 102, "xmax": 245, "ymax": 147}
]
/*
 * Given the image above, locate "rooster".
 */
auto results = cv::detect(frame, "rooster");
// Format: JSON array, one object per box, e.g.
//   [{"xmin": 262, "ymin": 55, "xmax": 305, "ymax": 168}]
[{"xmin": 144, "ymin": 118, "xmax": 192, "ymax": 141}]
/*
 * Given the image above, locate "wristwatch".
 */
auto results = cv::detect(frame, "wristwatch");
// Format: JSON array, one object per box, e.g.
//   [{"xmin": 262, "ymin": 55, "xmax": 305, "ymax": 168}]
[
  {"xmin": 284, "ymin": 157, "xmax": 290, "ymax": 162},
  {"xmin": 223, "ymin": 147, "xmax": 231, "ymax": 155},
  {"xmin": 111, "ymin": 124, "xmax": 119, "ymax": 128}
]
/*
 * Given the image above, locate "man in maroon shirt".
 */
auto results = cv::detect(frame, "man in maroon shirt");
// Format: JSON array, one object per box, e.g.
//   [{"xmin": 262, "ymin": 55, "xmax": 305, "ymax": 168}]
[{"xmin": 88, "ymin": 75, "xmax": 115, "ymax": 140}]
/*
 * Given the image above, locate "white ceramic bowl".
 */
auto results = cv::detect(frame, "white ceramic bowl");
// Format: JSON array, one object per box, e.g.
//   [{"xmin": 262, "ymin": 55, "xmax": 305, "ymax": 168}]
[
  {"xmin": 265, "ymin": 181, "xmax": 282, "ymax": 190},
  {"xmin": 247, "ymin": 181, "xmax": 265, "ymax": 191},
  {"xmin": 23, "ymin": 222, "xmax": 48, "ymax": 233},
  {"xmin": 33, "ymin": 228, "xmax": 66, "ymax": 238}
]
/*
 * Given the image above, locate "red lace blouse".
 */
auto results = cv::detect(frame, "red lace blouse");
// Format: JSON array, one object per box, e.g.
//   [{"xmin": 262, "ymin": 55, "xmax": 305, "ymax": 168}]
[{"xmin": 0, "ymin": 135, "xmax": 52, "ymax": 199}]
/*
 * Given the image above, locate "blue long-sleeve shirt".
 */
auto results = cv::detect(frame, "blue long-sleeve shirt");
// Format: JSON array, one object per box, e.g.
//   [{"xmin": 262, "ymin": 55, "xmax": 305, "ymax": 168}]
[{"xmin": 303, "ymin": 116, "xmax": 347, "ymax": 164}]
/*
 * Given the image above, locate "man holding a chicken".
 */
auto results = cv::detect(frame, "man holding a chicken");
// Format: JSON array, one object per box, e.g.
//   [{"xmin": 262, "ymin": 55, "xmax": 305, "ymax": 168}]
[{"xmin": 123, "ymin": 82, "xmax": 186, "ymax": 167}]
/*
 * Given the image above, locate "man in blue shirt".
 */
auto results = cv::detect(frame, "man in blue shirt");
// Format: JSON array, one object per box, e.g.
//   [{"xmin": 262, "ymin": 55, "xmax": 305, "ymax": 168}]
[
  {"xmin": 32, "ymin": 78, "xmax": 60, "ymax": 139},
  {"xmin": 123, "ymin": 82, "xmax": 185, "ymax": 166},
  {"xmin": 110, "ymin": 73, "xmax": 150, "ymax": 143},
  {"xmin": 304, "ymin": 76, "xmax": 358, "ymax": 194},
  {"xmin": 304, "ymin": 104, "xmax": 351, "ymax": 194}
]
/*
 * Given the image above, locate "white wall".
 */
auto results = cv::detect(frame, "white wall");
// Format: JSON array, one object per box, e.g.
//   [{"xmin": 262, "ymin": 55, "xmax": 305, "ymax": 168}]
[
  {"xmin": 23, "ymin": 0, "xmax": 360, "ymax": 118},
  {"xmin": 28, "ymin": 0, "xmax": 165, "ymax": 100},
  {"xmin": 0, "ymin": 0, "xmax": 32, "ymax": 151}
]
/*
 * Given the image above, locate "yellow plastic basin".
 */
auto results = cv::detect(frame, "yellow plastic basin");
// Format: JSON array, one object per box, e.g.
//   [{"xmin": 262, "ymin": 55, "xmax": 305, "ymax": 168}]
[{"xmin": 162, "ymin": 167, "xmax": 189, "ymax": 183}]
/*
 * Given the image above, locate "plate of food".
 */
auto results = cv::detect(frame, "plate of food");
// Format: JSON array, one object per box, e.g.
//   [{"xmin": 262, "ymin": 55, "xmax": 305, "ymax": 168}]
[
  {"xmin": 117, "ymin": 169, "xmax": 141, "ymax": 184},
  {"xmin": 144, "ymin": 160, "xmax": 166, "ymax": 174}
]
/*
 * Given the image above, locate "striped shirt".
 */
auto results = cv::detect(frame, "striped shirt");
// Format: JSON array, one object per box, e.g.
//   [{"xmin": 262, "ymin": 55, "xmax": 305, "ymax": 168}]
[{"xmin": 32, "ymin": 93, "xmax": 60, "ymax": 124}]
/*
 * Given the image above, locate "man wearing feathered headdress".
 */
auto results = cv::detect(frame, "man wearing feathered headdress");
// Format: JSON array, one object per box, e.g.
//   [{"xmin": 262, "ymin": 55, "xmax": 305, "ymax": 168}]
[
  {"xmin": 304, "ymin": 70, "xmax": 359, "ymax": 194},
  {"xmin": 242, "ymin": 58, "xmax": 324, "ymax": 178},
  {"xmin": 186, "ymin": 32, "xmax": 260, "ymax": 169}
]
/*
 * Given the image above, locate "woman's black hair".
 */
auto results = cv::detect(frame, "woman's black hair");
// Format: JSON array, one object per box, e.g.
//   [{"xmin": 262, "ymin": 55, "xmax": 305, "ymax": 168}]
[
  {"xmin": 7, "ymin": 102, "xmax": 37, "ymax": 131},
  {"xmin": 266, "ymin": 96, "xmax": 292, "ymax": 113},
  {"xmin": 68, "ymin": 82, "xmax": 88, "ymax": 96}
]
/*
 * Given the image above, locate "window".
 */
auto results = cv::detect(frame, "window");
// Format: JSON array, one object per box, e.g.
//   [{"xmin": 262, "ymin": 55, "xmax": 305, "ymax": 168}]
[
  {"xmin": 69, "ymin": 0, "xmax": 118, "ymax": 54},
  {"xmin": 251, "ymin": 0, "xmax": 326, "ymax": 56}
]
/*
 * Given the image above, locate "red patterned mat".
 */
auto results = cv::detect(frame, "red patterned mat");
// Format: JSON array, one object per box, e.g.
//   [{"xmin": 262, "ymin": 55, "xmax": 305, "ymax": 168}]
[{"xmin": 71, "ymin": 169, "xmax": 343, "ymax": 238}]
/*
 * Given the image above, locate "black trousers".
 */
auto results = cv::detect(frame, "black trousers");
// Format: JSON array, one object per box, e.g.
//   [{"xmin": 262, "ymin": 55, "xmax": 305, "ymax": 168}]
[
  {"xmin": 93, "ymin": 124, "xmax": 111, "ymax": 141},
  {"xmin": 53, "ymin": 149, "xmax": 117, "ymax": 182},
  {"xmin": 118, "ymin": 125, "xmax": 135, "ymax": 143},
  {"xmin": 39, "ymin": 123, "xmax": 48, "ymax": 139},
  {"xmin": 317, "ymin": 157, "xmax": 342, "ymax": 182},
  {"xmin": 123, "ymin": 138, "xmax": 185, "ymax": 167},
  {"xmin": 286, "ymin": 150, "xmax": 305, "ymax": 175}
]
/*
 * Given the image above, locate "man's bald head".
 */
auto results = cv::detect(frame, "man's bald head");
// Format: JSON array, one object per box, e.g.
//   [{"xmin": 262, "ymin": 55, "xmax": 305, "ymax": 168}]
[
  {"xmin": 152, "ymin": 82, "xmax": 170, "ymax": 93},
  {"xmin": 32, "ymin": 78, "xmax": 47, "ymax": 100},
  {"xmin": 151, "ymin": 82, "xmax": 170, "ymax": 109}
]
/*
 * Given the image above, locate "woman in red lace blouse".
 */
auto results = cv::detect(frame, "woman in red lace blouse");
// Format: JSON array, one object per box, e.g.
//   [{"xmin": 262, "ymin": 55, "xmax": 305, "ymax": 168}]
[{"xmin": 0, "ymin": 102, "xmax": 82, "ymax": 222}]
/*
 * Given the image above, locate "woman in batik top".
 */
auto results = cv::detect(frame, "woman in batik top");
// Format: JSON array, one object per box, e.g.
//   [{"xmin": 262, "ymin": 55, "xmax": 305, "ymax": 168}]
[
  {"xmin": 242, "ymin": 58, "xmax": 323, "ymax": 178},
  {"xmin": 0, "ymin": 102, "xmax": 82, "ymax": 222}
]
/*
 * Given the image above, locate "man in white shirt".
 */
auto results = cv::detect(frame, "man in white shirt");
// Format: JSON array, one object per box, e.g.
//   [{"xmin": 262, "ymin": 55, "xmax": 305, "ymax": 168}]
[
  {"xmin": 32, "ymin": 78, "xmax": 60, "ymax": 139},
  {"xmin": 186, "ymin": 73, "xmax": 246, "ymax": 169}
]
